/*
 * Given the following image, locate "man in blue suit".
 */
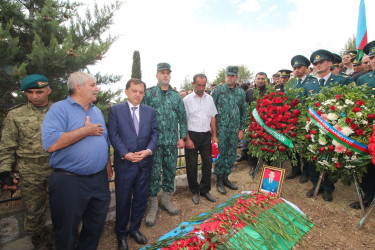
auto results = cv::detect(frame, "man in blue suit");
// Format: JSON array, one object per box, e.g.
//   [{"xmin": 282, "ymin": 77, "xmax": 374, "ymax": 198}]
[
  {"xmin": 261, "ymin": 170, "xmax": 279, "ymax": 193},
  {"xmin": 108, "ymin": 79, "xmax": 159, "ymax": 250}
]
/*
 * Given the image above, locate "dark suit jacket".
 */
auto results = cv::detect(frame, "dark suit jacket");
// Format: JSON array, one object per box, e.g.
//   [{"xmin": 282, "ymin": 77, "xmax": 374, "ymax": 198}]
[
  {"xmin": 303, "ymin": 73, "xmax": 354, "ymax": 96},
  {"xmin": 108, "ymin": 102, "xmax": 158, "ymax": 169}
]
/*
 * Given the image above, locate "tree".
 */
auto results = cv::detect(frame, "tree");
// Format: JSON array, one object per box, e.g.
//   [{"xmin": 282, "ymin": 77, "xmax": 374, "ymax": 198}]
[
  {"xmin": 0, "ymin": 0, "xmax": 122, "ymax": 104},
  {"xmin": 339, "ymin": 35, "xmax": 356, "ymax": 56},
  {"xmin": 95, "ymin": 89, "xmax": 126, "ymax": 122},
  {"xmin": 179, "ymin": 75, "xmax": 193, "ymax": 91},
  {"xmin": 212, "ymin": 65, "xmax": 254, "ymax": 85},
  {"xmin": 131, "ymin": 50, "xmax": 141, "ymax": 79}
]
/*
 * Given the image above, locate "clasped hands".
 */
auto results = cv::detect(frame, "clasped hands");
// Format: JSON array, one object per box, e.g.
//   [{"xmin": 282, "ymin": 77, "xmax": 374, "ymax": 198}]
[{"xmin": 123, "ymin": 150, "xmax": 151, "ymax": 163}]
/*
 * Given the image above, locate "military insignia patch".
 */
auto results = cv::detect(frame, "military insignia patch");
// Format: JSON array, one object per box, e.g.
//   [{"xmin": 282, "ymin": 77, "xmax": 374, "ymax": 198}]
[
  {"xmin": 370, "ymin": 74, "xmax": 373, "ymax": 77},
  {"xmin": 315, "ymin": 55, "xmax": 320, "ymax": 60},
  {"xmin": 37, "ymin": 81, "xmax": 48, "ymax": 87},
  {"xmin": 372, "ymin": 48, "xmax": 375, "ymax": 53},
  {"xmin": 364, "ymin": 83, "xmax": 368, "ymax": 86},
  {"xmin": 295, "ymin": 61, "xmax": 298, "ymax": 65},
  {"xmin": 309, "ymin": 90, "xmax": 314, "ymax": 94}
]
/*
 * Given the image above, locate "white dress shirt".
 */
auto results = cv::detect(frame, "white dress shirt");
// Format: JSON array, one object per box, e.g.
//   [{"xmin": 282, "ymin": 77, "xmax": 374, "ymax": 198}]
[{"xmin": 128, "ymin": 101, "xmax": 140, "ymax": 123}]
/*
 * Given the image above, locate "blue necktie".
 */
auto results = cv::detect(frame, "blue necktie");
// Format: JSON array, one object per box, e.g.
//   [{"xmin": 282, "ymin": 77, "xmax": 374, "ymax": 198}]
[{"xmin": 131, "ymin": 107, "xmax": 139, "ymax": 135}]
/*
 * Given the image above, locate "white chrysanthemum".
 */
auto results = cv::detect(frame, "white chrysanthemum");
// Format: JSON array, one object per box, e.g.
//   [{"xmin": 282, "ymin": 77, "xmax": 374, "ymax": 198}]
[
  {"xmin": 336, "ymin": 105, "xmax": 343, "ymax": 110},
  {"xmin": 311, "ymin": 134, "xmax": 315, "ymax": 142},
  {"xmin": 327, "ymin": 113, "xmax": 339, "ymax": 121},
  {"xmin": 332, "ymin": 140, "xmax": 340, "ymax": 146},
  {"xmin": 332, "ymin": 157, "xmax": 338, "ymax": 162},
  {"xmin": 342, "ymin": 126, "xmax": 354, "ymax": 136},
  {"xmin": 305, "ymin": 121, "xmax": 311, "ymax": 131},
  {"xmin": 317, "ymin": 160, "xmax": 330, "ymax": 166},
  {"xmin": 344, "ymin": 165, "xmax": 356, "ymax": 169},
  {"xmin": 308, "ymin": 144, "xmax": 315, "ymax": 153},
  {"xmin": 345, "ymin": 99, "xmax": 354, "ymax": 105},
  {"xmin": 356, "ymin": 112, "xmax": 363, "ymax": 117},
  {"xmin": 318, "ymin": 138, "xmax": 327, "ymax": 145},
  {"xmin": 361, "ymin": 120, "xmax": 368, "ymax": 125}
]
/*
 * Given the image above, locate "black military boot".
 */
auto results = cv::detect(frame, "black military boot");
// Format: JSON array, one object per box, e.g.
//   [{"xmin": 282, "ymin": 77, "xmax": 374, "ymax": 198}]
[
  {"xmin": 216, "ymin": 176, "xmax": 226, "ymax": 195},
  {"xmin": 235, "ymin": 151, "xmax": 248, "ymax": 162},
  {"xmin": 223, "ymin": 176, "xmax": 238, "ymax": 190}
]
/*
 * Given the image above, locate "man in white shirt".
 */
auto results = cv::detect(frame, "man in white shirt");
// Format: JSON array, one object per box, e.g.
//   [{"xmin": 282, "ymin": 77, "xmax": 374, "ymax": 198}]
[{"xmin": 183, "ymin": 74, "xmax": 218, "ymax": 204}]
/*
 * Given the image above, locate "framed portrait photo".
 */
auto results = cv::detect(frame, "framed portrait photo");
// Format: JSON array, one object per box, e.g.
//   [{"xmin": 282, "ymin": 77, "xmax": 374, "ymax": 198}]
[{"xmin": 257, "ymin": 166, "xmax": 285, "ymax": 198}]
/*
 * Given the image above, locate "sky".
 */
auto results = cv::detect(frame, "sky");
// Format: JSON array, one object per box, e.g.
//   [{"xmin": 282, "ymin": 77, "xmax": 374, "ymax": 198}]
[{"xmin": 84, "ymin": 0, "xmax": 375, "ymax": 93}]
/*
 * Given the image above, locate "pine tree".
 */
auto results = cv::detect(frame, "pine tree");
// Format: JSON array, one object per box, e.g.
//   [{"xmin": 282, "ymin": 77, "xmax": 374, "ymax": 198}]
[
  {"xmin": 0, "ymin": 0, "xmax": 122, "ymax": 104},
  {"xmin": 131, "ymin": 50, "xmax": 142, "ymax": 79}
]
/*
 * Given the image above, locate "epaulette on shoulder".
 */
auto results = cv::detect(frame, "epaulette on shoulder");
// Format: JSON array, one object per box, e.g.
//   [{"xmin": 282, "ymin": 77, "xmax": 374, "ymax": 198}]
[{"xmin": 9, "ymin": 103, "xmax": 26, "ymax": 111}]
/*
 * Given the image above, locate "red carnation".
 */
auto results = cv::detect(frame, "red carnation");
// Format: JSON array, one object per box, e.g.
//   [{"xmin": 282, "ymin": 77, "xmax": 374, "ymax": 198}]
[
  {"xmin": 307, "ymin": 117, "xmax": 311, "ymax": 121},
  {"xmin": 290, "ymin": 132, "xmax": 297, "ymax": 137},
  {"xmin": 283, "ymin": 97, "xmax": 288, "ymax": 101},
  {"xmin": 314, "ymin": 102, "xmax": 320, "ymax": 107},
  {"xmin": 317, "ymin": 110, "xmax": 322, "ymax": 116},
  {"xmin": 336, "ymin": 95, "xmax": 342, "ymax": 100},
  {"xmin": 350, "ymin": 123, "xmax": 358, "ymax": 130},
  {"xmin": 270, "ymin": 92, "xmax": 276, "ymax": 96},
  {"xmin": 290, "ymin": 99, "xmax": 300, "ymax": 108},
  {"xmin": 345, "ymin": 118, "xmax": 352, "ymax": 123},
  {"xmin": 355, "ymin": 129, "xmax": 364, "ymax": 136},
  {"xmin": 278, "ymin": 92, "xmax": 284, "ymax": 96},
  {"xmin": 352, "ymin": 107, "xmax": 361, "ymax": 113},
  {"xmin": 328, "ymin": 145, "xmax": 334, "ymax": 152},
  {"xmin": 356, "ymin": 100, "xmax": 365, "ymax": 106},
  {"xmin": 293, "ymin": 109, "xmax": 301, "ymax": 118},
  {"xmin": 368, "ymin": 114, "xmax": 375, "ymax": 120},
  {"xmin": 312, "ymin": 156, "xmax": 317, "ymax": 161},
  {"xmin": 330, "ymin": 105, "xmax": 336, "ymax": 111},
  {"xmin": 253, "ymin": 142, "xmax": 258, "ymax": 146},
  {"xmin": 279, "ymin": 147, "xmax": 286, "ymax": 151},
  {"xmin": 319, "ymin": 147, "xmax": 325, "ymax": 153},
  {"xmin": 346, "ymin": 150, "xmax": 353, "ymax": 156},
  {"xmin": 305, "ymin": 134, "xmax": 311, "ymax": 140},
  {"xmin": 335, "ymin": 162, "xmax": 341, "ymax": 168},
  {"xmin": 310, "ymin": 130, "xmax": 317, "ymax": 134}
]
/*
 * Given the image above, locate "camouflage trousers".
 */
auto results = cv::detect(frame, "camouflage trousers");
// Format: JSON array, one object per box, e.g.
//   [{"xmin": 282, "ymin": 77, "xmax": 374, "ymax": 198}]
[
  {"xmin": 18, "ymin": 160, "xmax": 51, "ymax": 236},
  {"xmin": 149, "ymin": 145, "xmax": 177, "ymax": 197},
  {"xmin": 214, "ymin": 128, "xmax": 238, "ymax": 177}
]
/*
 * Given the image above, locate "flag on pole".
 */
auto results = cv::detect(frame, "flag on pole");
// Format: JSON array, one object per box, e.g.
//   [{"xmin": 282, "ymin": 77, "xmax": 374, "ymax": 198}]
[{"xmin": 356, "ymin": 0, "xmax": 367, "ymax": 60}]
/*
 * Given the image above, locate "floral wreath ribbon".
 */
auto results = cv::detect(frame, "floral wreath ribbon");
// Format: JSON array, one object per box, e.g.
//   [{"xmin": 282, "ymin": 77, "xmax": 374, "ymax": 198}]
[
  {"xmin": 308, "ymin": 107, "xmax": 370, "ymax": 155},
  {"xmin": 252, "ymin": 108, "xmax": 294, "ymax": 148}
]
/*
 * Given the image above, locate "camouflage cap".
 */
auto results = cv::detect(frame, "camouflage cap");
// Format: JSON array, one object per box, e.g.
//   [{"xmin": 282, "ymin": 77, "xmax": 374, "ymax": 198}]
[
  {"xmin": 21, "ymin": 74, "xmax": 49, "ymax": 91},
  {"xmin": 278, "ymin": 69, "xmax": 292, "ymax": 78},
  {"xmin": 157, "ymin": 62, "xmax": 172, "ymax": 72},
  {"xmin": 226, "ymin": 66, "xmax": 239, "ymax": 76},
  {"xmin": 291, "ymin": 55, "xmax": 310, "ymax": 68},
  {"xmin": 363, "ymin": 40, "xmax": 375, "ymax": 58},
  {"xmin": 310, "ymin": 49, "xmax": 334, "ymax": 64}
]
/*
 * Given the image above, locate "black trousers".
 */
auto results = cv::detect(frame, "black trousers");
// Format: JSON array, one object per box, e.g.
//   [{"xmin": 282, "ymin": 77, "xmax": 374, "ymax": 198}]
[
  {"xmin": 362, "ymin": 163, "xmax": 375, "ymax": 201},
  {"xmin": 185, "ymin": 131, "xmax": 212, "ymax": 194},
  {"xmin": 49, "ymin": 168, "xmax": 110, "ymax": 250},
  {"xmin": 308, "ymin": 163, "xmax": 335, "ymax": 192}
]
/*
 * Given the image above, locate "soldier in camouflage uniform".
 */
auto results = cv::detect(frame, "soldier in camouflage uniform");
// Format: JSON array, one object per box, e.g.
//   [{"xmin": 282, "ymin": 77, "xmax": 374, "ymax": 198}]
[
  {"xmin": 143, "ymin": 63, "xmax": 187, "ymax": 226},
  {"xmin": 211, "ymin": 66, "xmax": 247, "ymax": 195},
  {"xmin": 0, "ymin": 74, "xmax": 53, "ymax": 249}
]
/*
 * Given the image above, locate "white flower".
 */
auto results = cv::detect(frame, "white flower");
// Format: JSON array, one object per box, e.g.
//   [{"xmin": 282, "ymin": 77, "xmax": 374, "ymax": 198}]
[
  {"xmin": 344, "ymin": 165, "xmax": 356, "ymax": 169},
  {"xmin": 332, "ymin": 140, "xmax": 340, "ymax": 146},
  {"xmin": 311, "ymin": 134, "xmax": 315, "ymax": 142},
  {"xmin": 332, "ymin": 157, "xmax": 338, "ymax": 162},
  {"xmin": 356, "ymin": 112, "xmax": 363, "ymax": 117},
  {"xmin": 327, "ymin": 113, "xmax": 339, "ymax": 121},
  {"xmin": 361, "ymin": 120, "xmax": 368, "ymax": 125},
  {"xmin": 345, "ymin": 99, "xmax": 354, "ymax": 105},
  {"xmin": 341, "ymin": 126, "xmax": 354, "ymax": 136},
  {"xmin": 318, "ymin": 138, "xmax": 327, "ymax": 145},
  {"xmin": 305, "ymin": 121, "xmax": 311, "ymax": 132},
  {"xmin": 308, "ymin": 144, "xmax": 316, "ymax": 154},
  {"xmin": 317, "ymin": 160, "xmax": 330, "ymax": 166}
]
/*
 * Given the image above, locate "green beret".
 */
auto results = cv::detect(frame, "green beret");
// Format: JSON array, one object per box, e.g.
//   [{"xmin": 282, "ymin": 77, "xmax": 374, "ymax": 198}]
[
  {"xmin": 226, "ymin": 66, "xmax": 238, "ymax": 76},
  {"xmin": 157, "ymin": 62, "xmax": 172, "ymax": 72},
  {"xmin": 278, "ymin": 69, "xmax": 292, "ymax": 78},
  {"xmin": 291, "ymin": 55, "xmax": 310, "ymax": 68},
  {"xmin": 310, "ymin": 49, "xmax": 334, "ymax": 64},
  {"xmin": 364, "ymin": 40, "xmax": 375, "ymax": 58},
  {"xmin": 21, "ymin": 74, "xmax": 49, "ymax": 91}
]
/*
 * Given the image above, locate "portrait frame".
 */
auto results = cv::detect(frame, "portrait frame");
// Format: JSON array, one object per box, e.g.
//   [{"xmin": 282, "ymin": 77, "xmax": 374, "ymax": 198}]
[{"xmin": 257, "ymin": 166, "xmax": 285, "ymax": 198}]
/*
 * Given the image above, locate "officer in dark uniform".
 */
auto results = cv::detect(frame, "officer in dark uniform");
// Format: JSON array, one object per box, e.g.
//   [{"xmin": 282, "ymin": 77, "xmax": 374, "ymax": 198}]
[
  {"xmin": 275, "ymin": 69, "xmax": 292, "ymax": 92},
  {"xmin": 304, "ymin": 49, "xmax": 354, "ymax": 202},
  {"xmin": 357, "ymin": 40, "xmax": 375, "ymax": 95},
  {"xmin": 286, "ymin": 55, "xmax": 315, "ymax": 183},
  {"xmin": 330, "ymin": 53, "xmax": 342, "ymax": 76}
]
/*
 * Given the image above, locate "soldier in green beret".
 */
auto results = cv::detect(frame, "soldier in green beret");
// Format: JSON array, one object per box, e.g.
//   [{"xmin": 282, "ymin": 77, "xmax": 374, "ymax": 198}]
[
  {"xmin": 211, "ymin": 66, "xmax": 247, "ymax": 195},
  {"xmin": 0, "ymin": 74, "xmax": 54, "ymax": 249},
  {"xmin": 357, "ymin": 40, "xmax": 375, "ymax": 96},
  {"xmin": 287, "ymin": 55, "xmax": 315, "ymax": 183},
  {"xmin": 303, "ymin": 49, "xmax": 354, "ymax": 202},
  {"xmin": 143, "ymin": 63, "xmax": 187, "ymax": 226}
]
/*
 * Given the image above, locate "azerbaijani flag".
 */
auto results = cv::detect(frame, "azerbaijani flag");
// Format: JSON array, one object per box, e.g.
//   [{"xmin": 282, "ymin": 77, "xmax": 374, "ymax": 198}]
[{"xmin": 356, "ymin": 0, "xmax": 367, "ymax": 60}]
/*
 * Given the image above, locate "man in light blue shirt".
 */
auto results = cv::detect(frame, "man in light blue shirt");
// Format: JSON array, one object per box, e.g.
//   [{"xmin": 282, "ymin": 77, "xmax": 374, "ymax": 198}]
[{"xmin": 42, "ymin": 72, "xmax": 112, "ymax": 250}]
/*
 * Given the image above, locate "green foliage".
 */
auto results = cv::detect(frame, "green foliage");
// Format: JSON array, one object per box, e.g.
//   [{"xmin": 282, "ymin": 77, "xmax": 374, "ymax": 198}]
[
  {"xmin": 95, "ymin": 89, "xmax": 126, "ymax": 122},
  {"xmin": 131, "ymin": 50, "xmax": 141, "ymax": 79},
  {"xmin": 179, "ymin": 75, "xmax": 193, "ymax": 91},
  {"xmin": 339, "ymin": 35, "xmax": 356, "ymax": 56},
  {"xmin": 0, "ymin": 0, "xmax": 122, "ymax": 105},
  {"xmin": 213, "ymin": 65, "xmax": 254, "ymax": 85}
]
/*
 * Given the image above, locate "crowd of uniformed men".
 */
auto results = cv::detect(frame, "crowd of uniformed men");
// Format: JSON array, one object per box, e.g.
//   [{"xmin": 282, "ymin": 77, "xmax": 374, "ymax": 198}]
[{"xmin": 1, "ymin": 40, "xmax": 375, "ymax": 250}]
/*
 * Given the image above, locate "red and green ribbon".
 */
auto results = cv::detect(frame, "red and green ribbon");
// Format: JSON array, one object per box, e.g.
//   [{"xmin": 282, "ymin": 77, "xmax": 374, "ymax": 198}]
[
  {"xmin": 252, "ymin": 108, "xmax": 294, "ymax": 148},
  {"xmin": 308, "ymin": 107, "xmax": 370, "ymax": 155}
]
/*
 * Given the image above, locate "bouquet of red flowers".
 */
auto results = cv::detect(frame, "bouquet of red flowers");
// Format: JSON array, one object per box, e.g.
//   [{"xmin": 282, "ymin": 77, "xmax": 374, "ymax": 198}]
[
  {"xmin": 247, "ymin": 88, "xmax": 303, "ymax": 166},
  {"xmin": 302, "ymin": 84, "xmax": 375, "ymax": 184}
]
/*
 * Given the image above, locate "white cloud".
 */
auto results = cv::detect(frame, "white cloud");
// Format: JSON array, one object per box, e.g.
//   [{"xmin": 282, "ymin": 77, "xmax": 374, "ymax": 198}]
[{"xmin": 237, "ymin": 0, "xmax": 261, "ymax": 14}]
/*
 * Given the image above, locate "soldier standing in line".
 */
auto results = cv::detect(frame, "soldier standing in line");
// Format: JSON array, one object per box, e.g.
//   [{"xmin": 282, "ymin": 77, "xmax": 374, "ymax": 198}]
[
  {"xmin": 275, "ymin": 69, "xmax": 292, "ymax": 93},
  {"xmin": 0, "ymin": 75, "xmax": 53, "ymax": 250},
  {"xmin": 330, "ymin": 53, "xmax": 343, "ymax": 76},
  {"xmin": 143, "ymin": 62, "xmax": 187, "ymax": 226},
  {"xmin": 211, "ymin": 66, "xmax": 247, "ymax": 195},
  {"xmin": 287, "ymin": 55, "xmax": 315, "ymax": 184}
]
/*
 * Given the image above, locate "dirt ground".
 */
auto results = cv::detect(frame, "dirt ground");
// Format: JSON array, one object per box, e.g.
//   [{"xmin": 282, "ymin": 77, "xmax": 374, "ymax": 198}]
[{"xmin": 98, "ymin": 161, "xmax": 375, "ymax": 250}]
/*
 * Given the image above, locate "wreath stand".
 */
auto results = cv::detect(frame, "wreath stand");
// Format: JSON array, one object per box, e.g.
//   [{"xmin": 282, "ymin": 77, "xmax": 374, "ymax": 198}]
[{"xmin": 357, "ymin": 198, "xmax": 375, "ymax": 229}]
